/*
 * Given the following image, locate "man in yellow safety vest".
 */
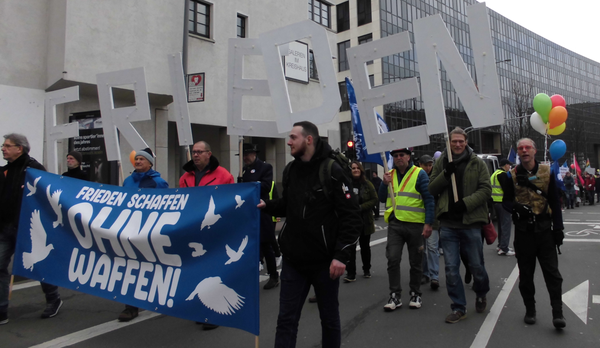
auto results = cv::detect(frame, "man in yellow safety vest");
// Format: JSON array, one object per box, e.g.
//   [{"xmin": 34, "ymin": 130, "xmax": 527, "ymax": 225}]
[
  {"xmin": 377, "ymin": 148, "xmax": 434, "ymax": 312},
  {"xmin": 491, "ymin": 159, "xmax": 515, "ymax": 256}
]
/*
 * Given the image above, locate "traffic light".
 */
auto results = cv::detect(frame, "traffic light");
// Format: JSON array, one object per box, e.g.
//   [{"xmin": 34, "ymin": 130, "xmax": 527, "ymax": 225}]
[{"xmin": 346, "ymin": 140, "xmax": 355, "ymax": 159}]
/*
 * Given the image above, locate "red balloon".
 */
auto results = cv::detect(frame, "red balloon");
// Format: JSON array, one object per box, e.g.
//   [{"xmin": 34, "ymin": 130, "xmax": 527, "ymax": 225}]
[
  {"xmin": 570, "ymin": 164, "xmax": 575, "ymax": 169},
  {"xmin": 550, "ymin": 94, "xmax": 566, "ymax": 109}
]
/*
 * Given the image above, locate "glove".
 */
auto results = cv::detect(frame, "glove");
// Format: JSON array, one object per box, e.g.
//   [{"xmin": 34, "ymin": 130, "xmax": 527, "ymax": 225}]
[
  {"xmin": 516, "ymin": 174, "xmax": 529, "ymax": 186},
  {"xmin": 444, "ymin": 159, "xmax": 457, "ymax": 178},
  {"xmin": 513, "ymin": 203, "xmax": 533, "ymax": 220},
  {"xmin": 553, "ymin": 229, "xmax": 564, "ymax": 246}
]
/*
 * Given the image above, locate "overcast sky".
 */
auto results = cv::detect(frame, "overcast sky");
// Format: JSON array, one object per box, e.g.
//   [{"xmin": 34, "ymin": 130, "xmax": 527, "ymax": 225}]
[{"xmin": 481, "ymin": 0, "xmax": 600, "ymax": 63}]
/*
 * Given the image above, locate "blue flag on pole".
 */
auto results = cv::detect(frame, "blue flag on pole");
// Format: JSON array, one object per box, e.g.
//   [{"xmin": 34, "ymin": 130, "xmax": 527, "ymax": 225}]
[
  {"xmin": 346, "ymin": 77, "xmax": 390, "ymax": 167},
  {"xmin": 508, "ymin": 146, "xmax": 517, "ymax": 164},
  {"xmin": 14, "ymin": 169, "xmax": 260, "ymax": 335},
  {"xmin": 551, "ymin": 161, "xmax": 566, "ymax": 191}
]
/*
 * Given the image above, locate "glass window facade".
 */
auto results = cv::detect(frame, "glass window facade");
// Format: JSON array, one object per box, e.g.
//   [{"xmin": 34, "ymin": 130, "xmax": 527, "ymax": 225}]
[
  {"xmin": 358, "ymin": 33, "xmax": 373, "ymax": 65},
  {"xmin": 339, "ymin": 81, "xmax": 350, "ymax": 112},
  {"xmin": 375, "ymin": 0, "xmax": 600, "ymax": 162},
  {"xmin": 309, "ymin": 50, "xmax": 319, "ymax": 80}
]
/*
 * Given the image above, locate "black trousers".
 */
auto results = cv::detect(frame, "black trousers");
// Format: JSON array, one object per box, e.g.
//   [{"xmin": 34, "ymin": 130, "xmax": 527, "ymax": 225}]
[{"xmin": 513, "ymin": 225, "xmax": 562, "ymax": 313}]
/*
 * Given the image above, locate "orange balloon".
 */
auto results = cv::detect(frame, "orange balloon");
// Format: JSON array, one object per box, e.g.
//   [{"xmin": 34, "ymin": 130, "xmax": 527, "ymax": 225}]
[
  {"xmin": 129, "ymin": 150, "xmax": 136, "ymax": 166},
  {"xmin": 548, "ymin": 106, "xmax": 568, "ymax": 129},
  {"xmin": 548, "ymin": 122, "xmax": 566, "ymax": 135}
]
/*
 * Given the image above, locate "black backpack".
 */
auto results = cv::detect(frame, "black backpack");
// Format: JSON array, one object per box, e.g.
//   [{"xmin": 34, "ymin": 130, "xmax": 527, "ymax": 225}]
[{"xmin": 282, "ymin": 149, "xmax": 353, "ymax": 201}]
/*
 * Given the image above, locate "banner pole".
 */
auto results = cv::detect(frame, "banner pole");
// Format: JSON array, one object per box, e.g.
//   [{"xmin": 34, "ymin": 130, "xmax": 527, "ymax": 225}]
[
  {"xmin": 238, "ymin": 137, "xmax": 244, "ymax": 183},
  {"xmin": 118, "ymin": 160, "xmax": 124, "ymax": 185},
  {"xmin": 380, "ymin": 152, "xmax": 396, "ymax": 211},
  {"xmin": 444, "ymin": 132, "xmax": 459, "ymax": 202},
  {"xmin": 8, "ymin": 275, "xmax": 13, "ymax": 300},
  {"xmin": 255, "ymin": 335, "xmax": 259, "ymax": 348}
]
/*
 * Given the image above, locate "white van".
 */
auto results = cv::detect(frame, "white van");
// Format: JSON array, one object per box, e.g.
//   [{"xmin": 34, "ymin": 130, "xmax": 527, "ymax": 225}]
[{"xmin": 477, "ymin": 154, "xmax": 499, "ymax": 177}]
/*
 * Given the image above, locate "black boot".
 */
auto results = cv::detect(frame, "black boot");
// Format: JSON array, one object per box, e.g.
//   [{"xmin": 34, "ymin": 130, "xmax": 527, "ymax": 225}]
[
  {"xmin": 552, "ymin": 309, "xmax": 566, "ymax": 329},
  {"xmin": 524, "ymin": 308, "xmax": 536, "ymax": 325},
  {"xmin": 263, "ymin": 276, "xmax": 280, "ymax": 290}
]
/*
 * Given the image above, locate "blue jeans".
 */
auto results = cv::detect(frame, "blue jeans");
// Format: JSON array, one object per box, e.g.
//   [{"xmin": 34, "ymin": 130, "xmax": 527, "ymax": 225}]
[
  {"xmin": 494, "ymin": 203, "xmax": 513, "ymax": 252},
  {"xmin": 0, "ymin": 224, "xmax": 59, "ymax": 313},
  {"xmin": 440, "ymin": 227, "xmax": 489, "ymax": 312},
  {"xmin": 422, "ymin": 229, "xmax": 439, "ymax": 281},
  {"xmin": 275, "ymin": 259, "xmax": 340, "ymax": 348}
]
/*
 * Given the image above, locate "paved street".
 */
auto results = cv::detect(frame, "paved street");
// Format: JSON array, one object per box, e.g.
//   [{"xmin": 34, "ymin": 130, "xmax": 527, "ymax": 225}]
[{"xmin": 2, "ymin": 204, "xmax": 600, "ymax": 347}]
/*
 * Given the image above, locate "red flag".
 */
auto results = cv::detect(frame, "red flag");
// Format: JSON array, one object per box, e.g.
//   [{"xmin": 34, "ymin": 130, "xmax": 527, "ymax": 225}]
[{"xmin": 574, "ymin": 153, "xmax": 584, "ymax": 185}]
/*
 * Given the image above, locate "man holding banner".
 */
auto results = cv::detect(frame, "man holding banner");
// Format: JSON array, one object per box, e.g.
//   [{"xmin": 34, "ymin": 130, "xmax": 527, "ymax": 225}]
[
  {"xmin": 180, "ymin": 141, "xmax": 234, "ymax": 331},
  {"xmin": 118, "ymin": 147, "xmax": 168, "ymax": 322},
  {"xmin": 259, "ymin": 121, "xmax": 361, "ymax": 348},
  {"xmin": 179, "ymin": 141, "xmax": 234, "ymax": 187},
  {"xmin": 0, "ymin": 133, "xmax": 62, "ymax": 324}
]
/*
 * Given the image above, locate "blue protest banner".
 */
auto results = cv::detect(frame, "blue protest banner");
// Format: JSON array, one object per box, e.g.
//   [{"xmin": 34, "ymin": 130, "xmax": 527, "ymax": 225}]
[
  {"xmin": 346, "ymin": 77, "xmax": 390, "ymax": 166},
  {"xmin": 14, "ymin": 169, "xmax": 260, "ymax": 335}
]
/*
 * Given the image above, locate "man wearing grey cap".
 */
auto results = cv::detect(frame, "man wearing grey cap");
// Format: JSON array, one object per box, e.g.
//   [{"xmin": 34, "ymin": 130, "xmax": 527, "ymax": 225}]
[
  {"xmin": 491, "ymin": 159, "xmax": 515, "ymax": 256},
  {"xmin": 119, "ymin": 147, "xmax": 168, "ymax": 321}
]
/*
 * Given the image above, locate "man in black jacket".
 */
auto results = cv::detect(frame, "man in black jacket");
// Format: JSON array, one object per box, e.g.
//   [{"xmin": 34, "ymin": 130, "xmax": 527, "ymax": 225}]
[
  {"xmin": 258, "ymin": 121, "xmax": 361, "ymax": 348},
  {"xmin": 62, "ymin": 151, "xmax": 88, "ymax": 180},
  {"xmin": 0, "ymin": 134, "xmax": 62, "ymax": 325},
  {"xmin": 240, "ymin": 143, "xmax": 279, "ymax": 290}
]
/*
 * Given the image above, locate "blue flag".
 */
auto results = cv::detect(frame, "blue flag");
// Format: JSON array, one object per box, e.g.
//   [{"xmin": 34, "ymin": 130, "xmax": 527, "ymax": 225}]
[
  {"xmin": 14, "ymin": 169, "xmax": 260, "ymax": 335},
  {"xmin": 551, "ymin": 161, "xmax": 566, "ymax": 191},
  {"xmin": 508, "ymin": 146, "xmax": 517, "ymax": 164},
  {"xmin": 346, "ymin": 77, "xmax": 390, "ymax": 166}
]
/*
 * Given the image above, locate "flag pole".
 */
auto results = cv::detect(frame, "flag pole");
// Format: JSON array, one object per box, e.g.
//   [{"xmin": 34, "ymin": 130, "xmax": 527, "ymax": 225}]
[{"xmin": 444, "ymin": 132, "xmax": 459, "ymax": 202}]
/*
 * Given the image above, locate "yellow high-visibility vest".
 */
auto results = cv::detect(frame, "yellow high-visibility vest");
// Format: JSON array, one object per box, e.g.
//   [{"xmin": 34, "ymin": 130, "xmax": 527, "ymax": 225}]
[
  {"xmin": 384, "ymin": 166, "xmax": 425, "ymax": 223},
  {"xmin": 490, "ymin": 169, "xmax": 505, "ymax": 203}
]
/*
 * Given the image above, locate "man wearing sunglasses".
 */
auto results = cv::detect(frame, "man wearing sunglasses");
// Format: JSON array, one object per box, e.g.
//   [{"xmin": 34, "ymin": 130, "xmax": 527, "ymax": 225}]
[
  {"xmin": 499, "ymin": 138, "xmax": 565, "ymax": 329},
  {"xmin": 378, "ymin": 148, "xmax": 434, "ymax": 312},
  {"xmin": 429, "ymin": 127, "xmax": 492, "ymax": 324}
]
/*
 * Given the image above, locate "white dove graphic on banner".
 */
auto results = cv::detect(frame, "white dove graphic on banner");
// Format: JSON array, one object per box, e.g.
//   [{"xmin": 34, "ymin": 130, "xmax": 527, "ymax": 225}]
[
  {"xmin": 26, "ymin": 176, "xmax": 41, "ymax": 197},
  {"xmin": 45, "ymin": 185, "xmax": 63, "ymax": 228},
  {"xmin": 23, "ymin": 210, "xmax": 54, "ymax": 271},
  {"xmin": 234, "ymin": 195, "xmax": 245, "ymax": 209},
  {"xmin": 201, "ymin": 196, "xmax": 221, "ymax": 230},
  {"xmin": 225, "ymin": 235, "xmax": 248, "ymax": 265},
  {"xmin": 189, "ymin": 242, "xmax": 207, "ymax": 257},
  {"xmin": 185, "ymin": 276, "xmax": 245, "ymax": 315}
]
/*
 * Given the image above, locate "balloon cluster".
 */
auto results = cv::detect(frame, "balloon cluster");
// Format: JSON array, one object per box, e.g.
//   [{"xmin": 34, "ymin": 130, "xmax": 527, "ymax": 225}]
[{"xmin": 530, "ymin": 93, "xmax": 568, "ymax": 135}]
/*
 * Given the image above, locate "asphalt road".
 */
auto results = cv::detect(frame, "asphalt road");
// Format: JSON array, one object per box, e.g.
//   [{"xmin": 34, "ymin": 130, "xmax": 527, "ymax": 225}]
[{"xmin": 2, "ymin": 204, "xmax": 600, "ymax": 348}]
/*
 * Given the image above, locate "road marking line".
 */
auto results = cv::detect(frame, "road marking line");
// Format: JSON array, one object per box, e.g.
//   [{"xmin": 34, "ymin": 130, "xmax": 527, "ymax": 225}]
[
  {"xmin": 30, "ymin": 310, "xmax": 162, "ymax": 348},
  {"xmin": 470, "ymin": 265, "xmax": 519, "ymax": 348},
  {"xmin": 564, "ymin": 239, "xmax": 600, "ymax": 242},
  {"xmin": 13, "ymin": 280, "xmax": 40, "ymax": 291},
  {"xmin": 563, "ymin": 221, "xmax": 600, "ymax": 225},
  {"xmin": 356, "ymin": 237, "xmax": 387, "ymax": 251}
]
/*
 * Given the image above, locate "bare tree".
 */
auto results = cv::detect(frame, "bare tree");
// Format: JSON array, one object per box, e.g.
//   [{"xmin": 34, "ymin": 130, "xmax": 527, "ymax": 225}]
[{"xmin": 502, "ymin": 80, "xmax": 535, "ymax": 153}]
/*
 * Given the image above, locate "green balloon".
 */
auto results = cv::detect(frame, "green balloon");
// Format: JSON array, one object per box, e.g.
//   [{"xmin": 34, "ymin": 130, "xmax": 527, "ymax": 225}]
[{"xmin": 533, "ymin": 93, "xmax": 552, "ymax": 123}]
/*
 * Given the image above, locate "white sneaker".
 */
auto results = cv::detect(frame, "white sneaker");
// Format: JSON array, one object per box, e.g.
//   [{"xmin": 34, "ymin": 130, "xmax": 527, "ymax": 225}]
[
  {"xmin": 276, "ymin": 256, "xmax": 282, "ymax": 267},
  {"xmin": 384, "ymin": 293, "xmax": 402, "ymax": 312},
  {"xmin": 259, "ymin": 262, "xmax": 264, "ymax": 271},
  {"xmin": 409, "ymin": 292, "xmax": 422, "ymax": 309}
]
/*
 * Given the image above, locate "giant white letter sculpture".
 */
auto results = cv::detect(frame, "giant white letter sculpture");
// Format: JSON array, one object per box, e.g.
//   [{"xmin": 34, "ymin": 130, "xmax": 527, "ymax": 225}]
[
  {"xmin": 348, "ymin": 2, "xmax": 503, "ymax": 153},
  {"xmin": 168, "ymin": 53, "xmax": 194, "ymax": 146},
  {"xmin": 97, "ymin": 68, "xmax": 151, "ymax": 161},
  {"xmin": 45, "ymin": 86, "xmax": 80, "ymax": 174}
]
